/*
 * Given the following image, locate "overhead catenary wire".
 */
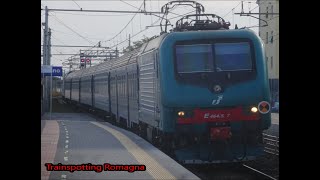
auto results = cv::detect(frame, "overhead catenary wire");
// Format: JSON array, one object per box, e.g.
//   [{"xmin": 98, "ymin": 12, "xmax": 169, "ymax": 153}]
[
  {"xmin": 119, "ymin": 0, "xmax": 184, "ymax": 21},
  {"xmin": 101, "ymin": 2, "xmax": 144, "ymax": 44},
  {"xmin": 119, "ymin": 0, "xmax": 181, "ymax": 16},
  {"xmin": 224, "ymin": 1, "xmax": 263, "ymax": 29},
  {"xmin": 168, "ymin": 10, "xmax": 196, "ymax": 20},
  {"xmin": 242, "ymin": 14, "xmax": 279, "ymax": 29},
  {"xmin": 150, "ymin": 0, "xmax": 153, "ymax": 24},
  {"xmin": 107, "ymin": 8, "xmax": 198, "ymax": 50},
  {"xmin": 50, "ymin": 28, "xmax": 105, "ymax": 41},
  {"xmin": 116, "ymin": 0, "xmax": 195, "ymax": 42},
  {"xmin": 118, "ymin": 0, "xmax": 192, "ymax": 35},
  {"xmin": 43, "ymin": 1, "xmax": 267, "ymax": 67},
  {"xmin": 119, "ymin": 0, "xmax": 141, "ymax": 11},
  {"xmin": 46, "ymin": 13, "xmax": 124, "ymax": 48},
  {"xmin": 42, "ymin": 44, "xmax": 108, "ymax": 48},
  {"xmin": 51, "ymin": 11, "xmax": 134, "ymax": 17},
  {"xmin": 250, "ymin": 5, "xmax": 259, "ymax": 12},
  {"xmin": 72, "ymin": 0, "xmax": 82, "ymax": 9},
  {"xmin": 120, "ymin": 0, "xmax": 169, "ymax": 23},
  {"xmin": 222, "ymin": 1, "xmax": 241, "ymax": 18},
  {"xmin": 108, "ymin": 17, "xmax": 162, "ymax": 50},
  {"xmin": 49, "ymin": 14, "xmax": 95, "ymax": 45},
  {"xmin": 51, "ymin": 34, "xmax": 79, "ymax": 53}
]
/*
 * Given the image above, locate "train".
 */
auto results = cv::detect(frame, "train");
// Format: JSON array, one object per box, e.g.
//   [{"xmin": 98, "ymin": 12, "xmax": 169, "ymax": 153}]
[{"xmin": 63, "ymin": 14, "xmax": 271, "ymax": 164}]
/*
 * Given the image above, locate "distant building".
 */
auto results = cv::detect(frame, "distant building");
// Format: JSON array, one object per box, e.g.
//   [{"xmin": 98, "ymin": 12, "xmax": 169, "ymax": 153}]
[{"xmin": 257, "ymin": 0, "xmax": 279, "ymax": 103}]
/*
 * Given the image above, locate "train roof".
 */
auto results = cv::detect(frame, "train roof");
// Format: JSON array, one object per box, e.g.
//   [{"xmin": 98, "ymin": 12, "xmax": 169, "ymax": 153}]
[
  {"xmin": 143, "ymin": 33, "xmax": 167, "ymax": 53},
  {"xmin": 65, "ymin": 69, "xmax": 81, "ymax": 80},
  {"xmin": 64, "ymin": 33, "xmax": 168, "ymax": 79},
  {"xmin": 81, "ymin": 65, "xmax": 98, "ymax": 77}
]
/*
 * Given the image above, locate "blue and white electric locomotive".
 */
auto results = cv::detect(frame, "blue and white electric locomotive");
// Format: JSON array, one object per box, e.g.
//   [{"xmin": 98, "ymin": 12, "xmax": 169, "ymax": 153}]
[{"xmin": 64, "ymin": 13, "xmax": 271, "ymax": 164}]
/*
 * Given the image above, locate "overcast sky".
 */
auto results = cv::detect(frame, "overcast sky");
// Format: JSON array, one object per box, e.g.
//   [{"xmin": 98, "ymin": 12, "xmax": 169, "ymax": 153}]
[{"xmin": 41, "ymin": 0, "xmax": 260, "ymax": 69}]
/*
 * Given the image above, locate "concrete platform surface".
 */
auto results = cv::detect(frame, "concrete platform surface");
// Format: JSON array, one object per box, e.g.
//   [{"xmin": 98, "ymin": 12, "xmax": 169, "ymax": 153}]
[{"xmin": 41, "ymin": 113, "xmax": 200, "ymax": 180}]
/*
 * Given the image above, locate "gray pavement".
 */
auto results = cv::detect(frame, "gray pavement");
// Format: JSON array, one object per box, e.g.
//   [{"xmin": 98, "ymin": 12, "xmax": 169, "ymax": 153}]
[
  {"xmin": 41, "ymin": 112, "xmax": 279, "ymax": 179},
  {"xmin": 41, "ymin": 120, "xmax": 46, "ymax": 134},
  {"xmin": 271, "ymin": 113, "xmax": 279, "ymax": 125},
  {"xmin": 42, "ymin": 113, "xmax": 200, "ymax": 180},
  {"xmin": 264, "ymin": 113, "xmax": 279, "ymax": 137}
]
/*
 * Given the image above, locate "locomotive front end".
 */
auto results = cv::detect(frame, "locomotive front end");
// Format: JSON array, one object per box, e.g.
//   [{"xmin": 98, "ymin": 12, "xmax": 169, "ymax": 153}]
[{"xmin": 159, "ymin": 29, "xmax": 271, "ymax": 163}]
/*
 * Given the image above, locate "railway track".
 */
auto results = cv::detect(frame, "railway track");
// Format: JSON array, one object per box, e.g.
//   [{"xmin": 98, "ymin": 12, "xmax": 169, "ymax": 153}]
[
  {"xmin": 185, "ymin": 134, "xmax": 279, "ymax": 180},
  {"xmin": 242, "ymin": 163, "xmax": 277, "ymax": 180},
  {"xmin": 63, "ymin": 101, "xmax": 279, "ymax": 179},
  {"xmin": 185, "ymin": 161, "xmax": 278, "ymax": 180},
  {"xmin": 241, "ymin": 134, "xmax": 279, "ymax": 180},
  {"xmin": 263, "ymin": 133, "xmax": 279, "ymax": 156}
]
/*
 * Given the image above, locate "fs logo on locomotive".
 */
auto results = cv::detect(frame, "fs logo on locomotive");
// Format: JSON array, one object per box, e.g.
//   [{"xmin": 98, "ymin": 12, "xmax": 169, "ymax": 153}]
[{"xmin": 212, "ymin": 95, "xmax": 223, "ymax": 105}]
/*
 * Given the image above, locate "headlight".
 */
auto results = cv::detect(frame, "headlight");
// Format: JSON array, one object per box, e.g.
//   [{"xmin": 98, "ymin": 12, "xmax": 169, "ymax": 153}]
[
  {"xmin": 251, "ymin": 107, "xmax": 258, "ymax": 113},
  {"xmin": 178, "ymin": 111, "xmax": 185, "ymax": 117}
]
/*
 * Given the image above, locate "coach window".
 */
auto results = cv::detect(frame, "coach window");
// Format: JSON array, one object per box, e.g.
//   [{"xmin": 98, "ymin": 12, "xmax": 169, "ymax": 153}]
[
  {"xmin": 130, "ymin": 77, "xmax": 132, "ymax": 97},
  {"xmin": 134, "ymin": 78, "xmax": 135, "ymax": 98},
  {"xmin": 123, "ymin": 76, "xmax": 125, "ymax": 96},
  {"xmin": 124, "ymin": 75, "xmax": 126, "ymax": 95},
  {"xmin": 132, "ymin": 76, "xmax": 134, "ymax": 97},
  {"xmin": 131, "ymin": 75, "xmax": 133, "ymax": 98},
  {"xmin": 131, "ymin": 78, "xmax": 133, "ymax": 98},
  {"xmin": 134, "ymin": 74, "xmax": 136, "ymax": 98},
  {"xmin": 132, "ymin": 77, "xmax": 134, "ymax": 98},
  {"xmin": 131, "ymin": 78, "xmax": 133, "ymax": 97},
  {"xmin": 128, "ymin": 75, "xmax": 130, "ymax": 97},
  {"xmin": 122, "ymin": 76, "xmax": 124, "ymax": 96},
  {"xmin": 134, "ymin": 74, "xmax": 137, "ymax": 98},
  {"xmin": 129, "ymin": 74, "xmax": 131, "ymax": 97},
  {"xmin": 131, "ymin": 75, "xmax": 134, "ymax": 97},
  {"xmin": 119, "ymin": 76, "xmax": 121, "ymax": 96}
]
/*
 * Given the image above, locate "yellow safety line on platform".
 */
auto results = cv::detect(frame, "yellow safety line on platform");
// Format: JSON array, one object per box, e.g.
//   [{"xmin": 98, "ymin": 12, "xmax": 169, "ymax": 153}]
[{"xmin": 91, "ymin": 121, "xmax": 176, "ymax": 180}]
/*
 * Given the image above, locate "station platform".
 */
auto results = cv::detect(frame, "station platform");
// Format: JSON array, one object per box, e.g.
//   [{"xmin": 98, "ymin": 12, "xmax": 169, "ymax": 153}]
[
  {"xmin": 271, "ymin": 113, "xmax": 279, "ymax": 125},
  {"xmin": 41, "ymin": 113, "xmax": 200, "ymax": 180},
  {"xmin": 264, "ymin": 113, "xmax": 279, "ymax": 136}
]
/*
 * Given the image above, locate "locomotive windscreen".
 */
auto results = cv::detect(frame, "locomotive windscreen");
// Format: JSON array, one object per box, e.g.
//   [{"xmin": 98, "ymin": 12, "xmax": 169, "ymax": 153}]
[
  {"xmin": 175, "ymin": 42, "xmax": 253, "ymax": 73},
  {"xmin": 215, "ymin": 42, "xmax": 252, "ymax": 71},
  {"xmin": 176, "ymin": 44, "xmax": 214, "ymax": 73}
]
